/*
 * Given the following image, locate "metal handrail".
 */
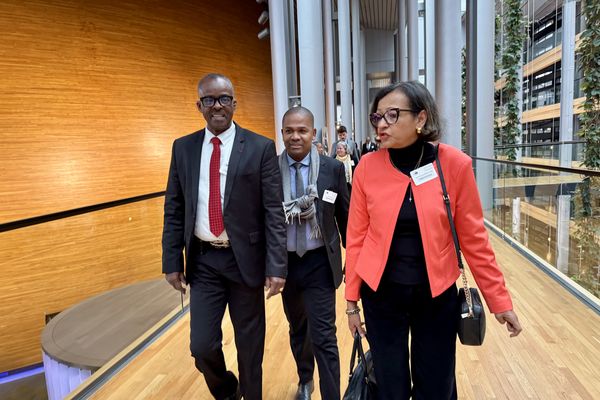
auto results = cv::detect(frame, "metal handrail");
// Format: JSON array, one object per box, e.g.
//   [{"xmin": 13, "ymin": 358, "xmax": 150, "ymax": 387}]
[
  {"xmin": 0, "ymin": 191, "xmax": 165, "ymax": 233},
  {"xmin": 472, "ymin": 156, "xmax": 600, "ymax": 176}
]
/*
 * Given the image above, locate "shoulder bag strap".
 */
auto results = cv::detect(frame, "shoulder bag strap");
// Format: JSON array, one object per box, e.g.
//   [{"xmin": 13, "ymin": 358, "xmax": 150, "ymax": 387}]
[{"xmin": 434, "ymin": 145, "xmax": 474, "ymax": 316}]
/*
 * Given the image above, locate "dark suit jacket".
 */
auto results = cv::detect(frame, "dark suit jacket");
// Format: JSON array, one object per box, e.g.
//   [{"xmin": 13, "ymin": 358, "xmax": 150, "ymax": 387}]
[
  {"xmin": 362, "ymin": 142, "xmax": 376, "ymax": 154},
  {"xmin": 314, "ymin": 155, "xmax": 350, "ymax": 288},
  {"xmin": 162, "ymin": 123, "xmax": 287, "ymax": 288}
]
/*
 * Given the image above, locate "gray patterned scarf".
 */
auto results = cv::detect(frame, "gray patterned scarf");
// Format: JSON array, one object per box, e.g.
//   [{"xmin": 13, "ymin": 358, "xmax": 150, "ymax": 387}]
[{"xmin": 279, "ymin": 145, "xmax": 321, "ymax": 239}]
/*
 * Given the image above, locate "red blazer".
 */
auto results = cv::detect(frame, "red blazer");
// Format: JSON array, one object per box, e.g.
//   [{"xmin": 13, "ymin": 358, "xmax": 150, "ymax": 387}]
[{"xmin": 345, "ymin": 144, "xmax": 513, "ymax": 313}]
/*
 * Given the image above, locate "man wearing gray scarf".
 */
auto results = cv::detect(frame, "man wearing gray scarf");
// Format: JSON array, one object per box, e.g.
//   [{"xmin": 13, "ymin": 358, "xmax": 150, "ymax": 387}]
[{"xmin": 279, "ymin": 106, "xmax": 350, "ymax": 400}]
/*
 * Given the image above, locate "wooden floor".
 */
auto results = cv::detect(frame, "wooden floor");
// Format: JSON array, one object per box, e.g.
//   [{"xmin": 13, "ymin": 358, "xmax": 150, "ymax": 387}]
[{"xmin": 84, "ymin": 234, "xmax": 600, "ymax": 399}]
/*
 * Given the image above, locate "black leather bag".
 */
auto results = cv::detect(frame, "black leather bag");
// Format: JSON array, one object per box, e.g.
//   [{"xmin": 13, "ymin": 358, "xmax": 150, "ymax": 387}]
[
  {"xmin": 342, "ymin": 333, "xmax": 378, "ymax": 400},
  {"xmin": 458, "ymin": 287, "xmax": 486, "ymax": 345},
  {"xmin": 435, "ymin": 146, "xmax": 486, "ymax": 346}
]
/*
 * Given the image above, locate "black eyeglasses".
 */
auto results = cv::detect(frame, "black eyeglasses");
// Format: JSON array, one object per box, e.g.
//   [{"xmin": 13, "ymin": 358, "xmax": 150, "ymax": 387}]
[
  {"xmin": 197, "ymin": 95, "xmax": 234, "ymax": 108},
  {"xmin": 369, "ymin": 108, "xmax": 417, "ymax": 127}
]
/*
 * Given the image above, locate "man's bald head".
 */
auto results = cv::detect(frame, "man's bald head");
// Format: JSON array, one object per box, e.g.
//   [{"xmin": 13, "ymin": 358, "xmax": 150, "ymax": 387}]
[
  {"xmin": 282, "ymin": 106, "xmax": 314, "ymax": 128},
  {"xmin": 197, "ymin": 73, "xmax": 235, "ymax": 97}
]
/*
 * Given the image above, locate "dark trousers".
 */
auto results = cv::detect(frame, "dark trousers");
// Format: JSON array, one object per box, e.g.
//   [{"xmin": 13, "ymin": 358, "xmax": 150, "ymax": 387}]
[
  {"xmin": 361, "ymin": 281, "xmax": 459, "ymax": 400},
  {"xmin": 282, "ymin": 247, "xmax": 340, "ymax": 400},
  {"xmin": 188, "ymin": 240, "xmax": 265, "ymax": 400}
]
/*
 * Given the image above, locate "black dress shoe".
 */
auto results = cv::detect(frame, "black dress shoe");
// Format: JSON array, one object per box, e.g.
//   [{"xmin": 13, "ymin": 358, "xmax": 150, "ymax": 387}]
[
  {"xmin": 223, "ymin": 385, "xmax": 241, "ymax": 400},
  {"xmin": 295, "ymin": 380, "xmax": 314, "ymax": 400}
]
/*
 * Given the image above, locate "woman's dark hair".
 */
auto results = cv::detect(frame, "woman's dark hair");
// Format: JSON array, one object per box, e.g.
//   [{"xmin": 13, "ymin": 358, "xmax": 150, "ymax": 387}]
[{"xmin": 370, "ymin": 81, "xmax": 442, "ymax": 141}]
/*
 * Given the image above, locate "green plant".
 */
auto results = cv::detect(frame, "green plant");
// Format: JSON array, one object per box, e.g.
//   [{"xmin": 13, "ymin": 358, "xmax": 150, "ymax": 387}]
[
  {"xmin": 578, "ymin": 0, "xmax": 600, "ymax": 171},
  {"xmin": 496, "ymin": 0, "xmax": 526, "ymax": 161},
  {"xmin": 573, "ymin": 0, "xmax": 600, "ymax": 298},
  {"xmin": 495, "ymin": 14, "xmax": 502, "ymax": 81}
]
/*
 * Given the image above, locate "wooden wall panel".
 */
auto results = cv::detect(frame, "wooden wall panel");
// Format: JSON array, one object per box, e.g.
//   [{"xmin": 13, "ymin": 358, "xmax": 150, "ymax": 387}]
[
  {"xmin": 0, "ymin": 197, "xmax": 164, "ymax": 372},
  {"xmin": 0, "ymin": 0, "xmax": 274, "ymax": 223}
]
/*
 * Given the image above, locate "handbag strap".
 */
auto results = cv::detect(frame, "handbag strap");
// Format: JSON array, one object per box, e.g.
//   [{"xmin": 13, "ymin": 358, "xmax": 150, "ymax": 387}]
[
  {"xmin": 434, "ymin": 145, "xmax": 474, "ymax": 316},
  {"xmin": 348, "ymin": 332, "xmax": 369, "ymax": 380}
]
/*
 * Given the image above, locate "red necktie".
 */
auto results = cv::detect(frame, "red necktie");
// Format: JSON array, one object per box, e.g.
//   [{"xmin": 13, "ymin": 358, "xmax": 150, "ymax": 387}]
[{"xmin": 209, "ymin": 137, "xmax": 225, "ymax": 236}]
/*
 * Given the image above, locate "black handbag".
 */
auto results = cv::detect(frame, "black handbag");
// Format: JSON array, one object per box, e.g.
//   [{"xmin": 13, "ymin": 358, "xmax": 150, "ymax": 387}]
[
  {"xmin": 342, "ymin": 333, "xmax": 378, "ymax": 399},
  {"xmin": 435, "ymin": 146, "xmax": 486, "ymax": 346}
]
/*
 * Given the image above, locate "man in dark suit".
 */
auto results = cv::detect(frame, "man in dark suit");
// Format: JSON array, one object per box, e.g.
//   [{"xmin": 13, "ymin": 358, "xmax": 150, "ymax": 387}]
[
  {"xmin": 162, "ymin": 73, "xmax": 287, "ymax": 400},
  {"xmin": 279, "ymin": 107, "xmax": 350, "ymax": 400},
  {"xmin": 361, "ymin": 135, "xmax": 377, "ymax": 155}
]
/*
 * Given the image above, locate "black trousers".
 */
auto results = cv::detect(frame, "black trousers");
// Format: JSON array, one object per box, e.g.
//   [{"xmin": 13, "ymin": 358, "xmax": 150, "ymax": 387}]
[
  {"xmin": 282, "ymin": 247, "xmax": 340, "ymax": 400},
  {"xmin": 188, "ymin": 240, "xmax": 265, "ymax": 400},
  {"xmin": 361, "ymin": 281, "xmax": 459, "ymax": 400}
]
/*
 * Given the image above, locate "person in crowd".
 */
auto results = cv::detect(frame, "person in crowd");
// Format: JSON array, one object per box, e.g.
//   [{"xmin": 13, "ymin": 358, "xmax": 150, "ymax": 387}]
[
  {"xmin": 330, "ymin": 125, "xmax": 359, "ymax": 164},
  {"xmin": 315, "ymin": 141, "xmax": 328, "ymax": 156},
  {"xmin": 335, "ymin": 141, "xmax": 353, "ymax": 194},
  {"xmin": 279, "ymin": 106, "xmax": 349, "ymax": 400},
  {"xmin": 162, "ymin": 73, "xmax": 287, "ymax": 400},
  {"xmin": 361, "ymin": 135, "xmax": 377, "ymax": 155},
  {"xmin": 344, "ymin": 81, "xmax": 522, "ymax": 399}
]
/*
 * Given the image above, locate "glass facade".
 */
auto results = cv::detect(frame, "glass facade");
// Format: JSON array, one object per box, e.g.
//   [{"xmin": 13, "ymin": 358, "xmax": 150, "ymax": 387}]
[{"xmin": 492, "ymin": 1, "xmax": 597, "ymax": 302}]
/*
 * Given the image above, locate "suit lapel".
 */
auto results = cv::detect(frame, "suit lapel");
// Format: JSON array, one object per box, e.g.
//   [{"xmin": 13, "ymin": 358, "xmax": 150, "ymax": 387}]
[
  {"xmin": 316, "ymin": 157, "xmax": 328, "ymax": 228},
  {"xmin": 190, "ymin": 129, "xmax": 205, "ymax": 218},
  {"xmin": 224, "ymin": 124, "xmax": 245, "ymax": 210}
]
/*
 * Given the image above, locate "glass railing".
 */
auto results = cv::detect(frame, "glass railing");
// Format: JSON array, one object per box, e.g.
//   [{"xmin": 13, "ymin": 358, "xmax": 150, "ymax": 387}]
[
  {"xmin": 494, "ymin": 142, "xmax": 586, "ymax": 168},
  {"xmin": 473, "ymin": 156, "xmax": 600, "ymax": 302}
]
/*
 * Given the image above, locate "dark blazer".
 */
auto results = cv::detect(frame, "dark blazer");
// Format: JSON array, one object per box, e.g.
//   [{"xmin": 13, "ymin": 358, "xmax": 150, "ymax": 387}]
[
  {"xmin": 314, "ymin": 155, "xmax": 350, "ymax": 288},
  {"xmin": 362, "ymin": 142, "xmax": 376, "ymax": 155},
  {"xmin": 162, "ymin": 123, "xmax": 287, "ymax": 288}
]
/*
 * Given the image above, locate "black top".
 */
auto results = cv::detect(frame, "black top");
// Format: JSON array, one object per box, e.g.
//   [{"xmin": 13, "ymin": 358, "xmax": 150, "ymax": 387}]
[{"xmin": 383, "ymin": 139, "xmax": 436, "ymax": 284}]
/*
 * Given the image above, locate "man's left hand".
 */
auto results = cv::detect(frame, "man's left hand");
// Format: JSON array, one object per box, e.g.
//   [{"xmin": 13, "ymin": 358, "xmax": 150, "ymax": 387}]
[{"xmin": 264, "ymin": 277, "xmax": 286, "ymax": 299}]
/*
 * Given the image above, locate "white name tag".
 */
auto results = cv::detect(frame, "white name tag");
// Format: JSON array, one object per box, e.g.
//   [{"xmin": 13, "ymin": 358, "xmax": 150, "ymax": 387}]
[
  {"xmin": 410, "ymin": 163, "xmax": 438, "ymax": 185},
  {"xmin": 322, "ymin": 190, "xmax": 338, "ymax": 204},
  {"xmin": 350, "ymin": 160, "xmax": 355, "ymax": 166}
]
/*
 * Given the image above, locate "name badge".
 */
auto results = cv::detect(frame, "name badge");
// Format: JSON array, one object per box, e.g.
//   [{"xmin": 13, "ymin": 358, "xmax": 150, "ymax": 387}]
[
  {"xmin": 410, "ymin": 163, "xmax": 438, "ymax": 186},
  {"xmin": 350, "ymin": 160, "xmax": 355, "ymax": 166},
  {"xmin": 322, "ymin": 190, "xmax": 338, "ymax": 204}
]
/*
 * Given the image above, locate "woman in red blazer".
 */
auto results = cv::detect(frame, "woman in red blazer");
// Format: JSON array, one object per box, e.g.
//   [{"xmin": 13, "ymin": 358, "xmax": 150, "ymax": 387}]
[{"xmin": 345, "ymin": 81, "xmax": 522, "ymax": 399}]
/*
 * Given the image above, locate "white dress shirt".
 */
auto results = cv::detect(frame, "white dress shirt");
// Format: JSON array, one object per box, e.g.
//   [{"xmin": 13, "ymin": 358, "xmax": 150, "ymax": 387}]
[{"xmin": 195, "ymin": 123, "xmax": 236, "ymax": 241}]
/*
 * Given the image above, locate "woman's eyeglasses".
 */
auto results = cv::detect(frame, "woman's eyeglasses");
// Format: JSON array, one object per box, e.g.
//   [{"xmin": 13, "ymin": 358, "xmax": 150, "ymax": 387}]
[{"xmin": 369, "ymin": 108, "xmax": 417, "ymax": 127}]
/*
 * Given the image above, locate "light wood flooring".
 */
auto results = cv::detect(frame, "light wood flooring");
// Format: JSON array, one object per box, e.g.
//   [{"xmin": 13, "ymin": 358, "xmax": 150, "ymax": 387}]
[{"xmin": 81, "ymin": 234, "xmax": 600, "ymax": 399}]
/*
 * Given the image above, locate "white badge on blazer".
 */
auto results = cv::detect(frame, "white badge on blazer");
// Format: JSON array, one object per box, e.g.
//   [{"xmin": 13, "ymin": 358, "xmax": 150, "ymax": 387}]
[
  {"xmin": 322, "ymin": 190, "xmax": 338, "ymax": 204},
  {"xmin": 410, "ymin": 163, "xmax": 438, "ymax": 185}
]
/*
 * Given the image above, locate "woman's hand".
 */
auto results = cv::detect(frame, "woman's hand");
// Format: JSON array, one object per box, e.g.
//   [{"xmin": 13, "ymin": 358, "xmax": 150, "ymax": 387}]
[
  {"xmin": 494, "ymin": 310, "xmax": 523, "ymax": 337},
  {"xmin": 346, "ymin": 301, "xmax": 366, "ymax": 337}
]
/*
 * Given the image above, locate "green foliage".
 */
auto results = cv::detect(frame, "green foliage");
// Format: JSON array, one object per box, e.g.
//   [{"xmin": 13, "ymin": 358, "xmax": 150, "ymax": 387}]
[
  {"xmin": 495, "ymin": 14, "xmax": 502, "ymax": 81},
  {"xmin": 495, "ymin": 0, "xmax": 526, "ymax": 161},
  {"xmin": 573, "ymin": 1, "xmax": 600, "ymax": 298},
  {"xmin": 577, "ymin": 0, "xmax": 600, "ymax": 170}
]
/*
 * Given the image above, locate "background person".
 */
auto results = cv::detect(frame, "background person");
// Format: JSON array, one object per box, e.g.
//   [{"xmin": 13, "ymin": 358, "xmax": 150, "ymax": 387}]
[
  {"xmin": 330, "ymin": 125, "xmax": 359, "ymax": 164},
  {"xmin": 335, "ymin": 141, "xmax": 353, "ymax": 194},
  {"xmin": 344, "ymin": 81, "xmax": 522, "ymax": 399},
  {"xmin": 362, "ymin": 135, "xmax": 377, "ymax": 155},
  {"xmin": 315, "ymin": 141, "xmax": 328, "ymax": 156}
]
